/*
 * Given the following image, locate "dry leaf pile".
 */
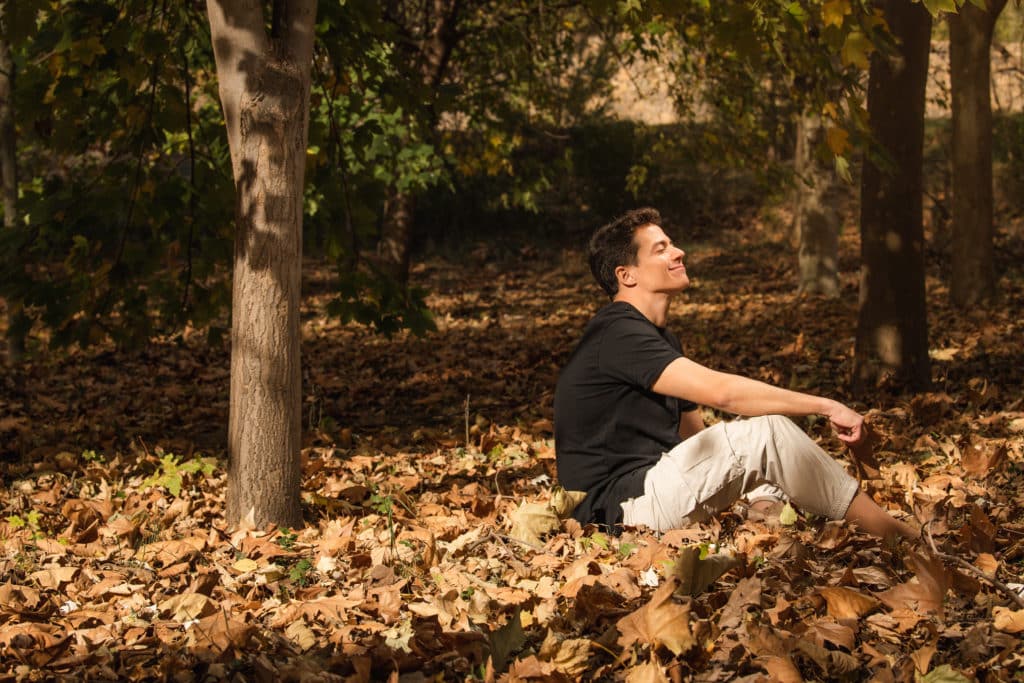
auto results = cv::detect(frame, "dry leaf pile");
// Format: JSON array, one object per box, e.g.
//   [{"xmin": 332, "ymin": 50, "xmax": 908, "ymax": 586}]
[{"xmin": 2, "ymin": 222, "xmax": 1024, "ymax": 681}]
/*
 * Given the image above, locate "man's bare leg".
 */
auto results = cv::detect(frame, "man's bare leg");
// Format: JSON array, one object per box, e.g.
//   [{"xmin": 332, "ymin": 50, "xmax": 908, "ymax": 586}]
[{"xmin": 844, "ymin": 491, "xmax": 918, "ymax": 540}]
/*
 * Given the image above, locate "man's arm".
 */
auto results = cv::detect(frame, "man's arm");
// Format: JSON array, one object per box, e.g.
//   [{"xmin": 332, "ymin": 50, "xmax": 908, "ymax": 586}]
[
  {"xmin": 678, "ymin": 408, "xmax": 705, "ymax": 439},
  {"xmin": 652, "ymin": 357, "xmax": 865, "ymax": 444}
]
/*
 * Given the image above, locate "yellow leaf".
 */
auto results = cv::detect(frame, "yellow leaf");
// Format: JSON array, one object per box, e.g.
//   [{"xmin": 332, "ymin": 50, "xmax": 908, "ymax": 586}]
[
  {"xmin": 232, "ymin": 557, "xmax": 259, "ymax": 573},
  {"xmin": 822, "ymin": 102, "xmax": 839, "ymax": 120},
  {"xmin": 826, "ymin": 126, "xmax": 851, "ymax": 156},
  {"xmin": 778, "ymin": 502, "xmax": 799, "ymax": 526},
  {"xmin": 822, "ymin": 0, "xmax": 850, "ymax": 28},
  {"xmin": 841, "ymin": 30, "xmax": 873, "ymax": 69}
]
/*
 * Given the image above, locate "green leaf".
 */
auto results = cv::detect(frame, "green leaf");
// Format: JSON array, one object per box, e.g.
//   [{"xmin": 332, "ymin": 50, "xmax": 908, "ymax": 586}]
[
  {"xmin": 786, "ymin": 2, "xmax": 809, "ymax": 23},
  {"xmin": 841, "ymin": 30, "xmax": 872, "ymax": 69},
  {"xmin": 918, "ymin": 664, "xmax": 972, "ymax": 683},
  {"xmin": 835, "ymin": 155, "xmax": 853, "ymax": 183},
  {"xmin": 779, "ymin": 502, "xmax": 799, "ymax": 526},
  {"xmin": 921, "ymin": 0, "xmax": 958, "ymax": 16}
]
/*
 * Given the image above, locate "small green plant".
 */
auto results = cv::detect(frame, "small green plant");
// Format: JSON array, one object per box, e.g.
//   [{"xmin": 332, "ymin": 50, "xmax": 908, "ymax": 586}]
[
  {"xmin": 82, "ymin": 449, "xmax": 105, "ymax": 463},
  {"xmin": 580, "ymin": 532, "xmax": 610, "ymax": 552},
  {"xmin": 142, "ymin": 453, "xmax": 216, "ymax": 497},
  {"xmin": 7, "ymin": 510, "xmax": 43, "ymax": 535},
  {"xmin": 370, "ymin": 488, "xmax": 398, "ymax": 560},
  {"xmin": 276, "ymin": 528, "xmax": 298, "ymax": 550},
  {"xmin": 289, "ymin": 558, "xmax": 313, "ymax": 585}
]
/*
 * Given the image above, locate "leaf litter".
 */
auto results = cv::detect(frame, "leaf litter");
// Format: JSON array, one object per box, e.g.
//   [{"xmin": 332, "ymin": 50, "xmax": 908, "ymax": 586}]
[{"xmin": 2, "ymin": 224, "xmax": 1024, "ymax": 681}]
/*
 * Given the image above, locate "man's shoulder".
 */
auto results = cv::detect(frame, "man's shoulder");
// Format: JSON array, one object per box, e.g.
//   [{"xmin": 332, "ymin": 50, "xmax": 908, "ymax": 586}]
[{"xmin": 590, "ymin": 301, "xmax": 653, "ymax": 331}]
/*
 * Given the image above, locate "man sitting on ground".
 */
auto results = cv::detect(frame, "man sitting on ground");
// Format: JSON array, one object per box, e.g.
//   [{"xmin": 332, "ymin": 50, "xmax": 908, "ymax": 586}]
[{"xmin": 554, "ymin": 208, "xmax": 915, "ymax": 540}]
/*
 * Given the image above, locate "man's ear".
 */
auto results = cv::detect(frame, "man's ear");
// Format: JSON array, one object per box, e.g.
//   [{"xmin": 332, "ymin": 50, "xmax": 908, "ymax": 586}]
[{"xmin": 615, "ymin": 264, "xmax": 636, "ymax": 289}]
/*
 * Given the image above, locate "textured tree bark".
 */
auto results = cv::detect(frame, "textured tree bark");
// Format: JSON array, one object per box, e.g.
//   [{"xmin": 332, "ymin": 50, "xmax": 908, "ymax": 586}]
[
  {"xmin": 0, "ymin": 3, "xmax": 26, "ymax": 363},
  {"xmin": 206, "ymin": 0, "xmax": 316, "ymax": 529},
  {"xmin": 794, "ymin": 113, "xmax": 840, "ymax": 298},
  {"xmin": 854, "ymin": 0, "xmax": 932, "ymax": 392},
  {"xmin": 948, "ymin": 0, "xmax": 1007, "ymax": 307}
]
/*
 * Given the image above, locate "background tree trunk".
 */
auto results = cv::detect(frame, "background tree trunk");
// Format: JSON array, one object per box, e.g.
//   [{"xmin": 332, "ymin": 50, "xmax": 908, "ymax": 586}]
[
  {"xmin": 794, "ymin": 113, "xmax": 840, "ymax": 298},
  {"xmin": 377, "ymin": 189, "xmax": 416, "ymax": 285},
  {"xmin": 0, "ymin": 2, "xmax": 25, "ymax": 362},
  {"xmin": 854, "ymin": 0, "xmax": 932, "ymax": 392},
  {"xmin": 206, "ymin": 0, "xmax": 317, "ymax": 529},
  {"xmin": 948, "ymin": 0, "xmax": 1007, "ymax": 307},
  {"xmin": 376, "ymin": 0, "xmax": 459, "ymax": 286}
]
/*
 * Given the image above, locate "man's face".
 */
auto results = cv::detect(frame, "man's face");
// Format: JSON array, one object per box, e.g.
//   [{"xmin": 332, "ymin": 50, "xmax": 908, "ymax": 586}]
[{"xmin": 622, "ymin": 224, "xmax": 689, "ymax": 293}]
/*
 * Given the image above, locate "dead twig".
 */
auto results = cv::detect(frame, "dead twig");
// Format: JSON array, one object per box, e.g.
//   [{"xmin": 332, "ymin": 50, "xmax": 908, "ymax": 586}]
[{"xmin": 924, "ymin": 524, "xmax": 1024, "ymax": 610}]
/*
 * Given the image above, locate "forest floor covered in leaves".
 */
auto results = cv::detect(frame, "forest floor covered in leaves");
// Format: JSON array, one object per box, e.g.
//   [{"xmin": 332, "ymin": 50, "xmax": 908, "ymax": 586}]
[{"xmin": 2, "ymin": 212, "xmax": 1024, "ymax": 682}]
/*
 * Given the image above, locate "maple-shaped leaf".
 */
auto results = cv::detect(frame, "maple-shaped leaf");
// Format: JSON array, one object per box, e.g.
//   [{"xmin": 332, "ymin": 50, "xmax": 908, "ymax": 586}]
[
  {"xmin": 509, "ymin": 501, "xmax": 559, "ymax": 547},
  {"xmin": 993, "ymin": 607, "xmax": 1024, "ymax": 634},
  {"xmin": 961, "ymin": 437, "xmax": 1007, "ymax": 478},
  {"xmin": 538, "ymin": 629, "xmax": 591, "ymax": 677},
  {"xmin": 549, "ymin": 488, "xmax": 587, "ymax": 519},
  {"xmin": 817, "ymin": 586, "xmax": 881, "ymax": 620},
  {"xmin": 672, "ymin": 544, "xmax": 741, "ymax": 596},
  {"xmin": 616, "ymin": 578, "xmax": 695, "ymax": 656},
  {"xmin": 490, "ymin": 611, "xmax": 527, "ymax": 672},
  {"xmin": 718, "ymin": 576, "xmax": 762, "ymax": 631},
  {"xmin": 876, "ymin": 551, "xmax": 951, "ymax": 616}
]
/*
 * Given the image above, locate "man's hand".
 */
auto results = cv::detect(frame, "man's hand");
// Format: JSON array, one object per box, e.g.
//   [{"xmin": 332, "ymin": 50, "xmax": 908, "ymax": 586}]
[{"xmin": 826, "ymin": 401, "xmax": 865, "ymax": 445}]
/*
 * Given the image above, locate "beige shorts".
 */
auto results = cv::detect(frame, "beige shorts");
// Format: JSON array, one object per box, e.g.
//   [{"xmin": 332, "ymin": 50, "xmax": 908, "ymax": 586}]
[{"xmin": 620, "ymin": 415, "xmax": 860, "ymax": 532}]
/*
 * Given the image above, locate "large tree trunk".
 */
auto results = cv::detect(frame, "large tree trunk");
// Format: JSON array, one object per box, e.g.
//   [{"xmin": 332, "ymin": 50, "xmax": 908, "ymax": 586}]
[
  {"xmin": 854, "ymin": 0, "xmax": 932, "ymax": 392},
  {"xmin": 0, "ymin": 2, "xmax": 25, "ymax": 362},
  {"xmin": 948, "ymin": 0, "xmax": 1007, "ymax": 307},
  {"xmin": 794, "ymin": 113, "xmax": 840, "ymax": 298},
  {"xmin": 206, "ymin": 0, "xmax": 317, "ymax": 529}
]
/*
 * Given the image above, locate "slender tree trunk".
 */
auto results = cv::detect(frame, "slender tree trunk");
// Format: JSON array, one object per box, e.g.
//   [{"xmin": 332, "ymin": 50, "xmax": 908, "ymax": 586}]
[
  {"xmin": 377, "ymin": 189, "xmax": 415, "ymax": 284},
  {"xmin": 206, "ymin": 0, "xmax": 317, "ymax": 529},
  {"xmin": 854, "ymin": 0, "xmax": 932, "ymax": 392},
  {"xmin": 794, "ymin": 113, "xmax": 840, "ymax": 298},
  {"xmin": 949, "ymin": 0, "xmax": 1007, "ymax": 307},
  {"xmin": 377, "ymin": 0, "xmax": 459, "ymax": 285},
  {"xmin": 0, "ymin": 2, "xmax": 25, "ymax": 362}
]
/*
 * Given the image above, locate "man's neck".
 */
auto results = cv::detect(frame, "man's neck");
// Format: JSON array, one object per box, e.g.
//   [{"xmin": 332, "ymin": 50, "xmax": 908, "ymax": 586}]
[{"xmin": 614, "ymin": 291, "xmax": 672, "ymax": 327}]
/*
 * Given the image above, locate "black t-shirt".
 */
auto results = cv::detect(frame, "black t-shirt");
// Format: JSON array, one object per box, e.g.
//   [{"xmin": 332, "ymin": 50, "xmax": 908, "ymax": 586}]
[{"xmin": 554, "ymin": 301, "xmax": 698, "ymax": 528}]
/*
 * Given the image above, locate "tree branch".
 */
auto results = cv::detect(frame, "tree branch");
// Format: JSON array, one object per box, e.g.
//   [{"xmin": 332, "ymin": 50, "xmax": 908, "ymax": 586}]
[{"xmin": 924, "ymin": 524, "xmax": 1024, "ymax": 610}]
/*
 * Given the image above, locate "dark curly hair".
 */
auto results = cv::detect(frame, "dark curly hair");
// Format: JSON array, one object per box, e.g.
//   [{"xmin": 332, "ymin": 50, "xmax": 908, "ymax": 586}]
[{"xmin": 588, "ymin": 208, "xmax": 662, "ymax": 297}]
